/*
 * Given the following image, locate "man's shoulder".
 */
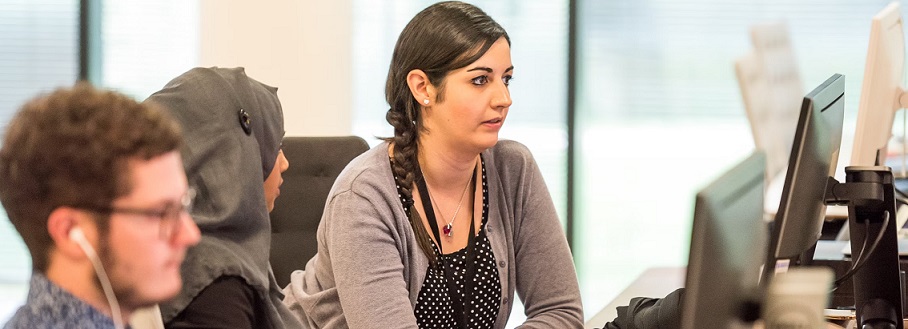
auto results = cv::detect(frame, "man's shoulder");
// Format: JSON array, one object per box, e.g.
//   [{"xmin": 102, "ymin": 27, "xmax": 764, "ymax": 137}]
[
  {"xmin": 4, "ymin": 299, "xmax": 116, "ymax": 329},
  {"xmin": 5, "ymin": 275, "xmax": 117, "ymax": 329},
  {"xmin": 4, "ymin": 306, "xmax": 55, "ymax": 329},
  {"xmin": 6, "ymin": 310, "xmax": 115, "ymax": 329}
]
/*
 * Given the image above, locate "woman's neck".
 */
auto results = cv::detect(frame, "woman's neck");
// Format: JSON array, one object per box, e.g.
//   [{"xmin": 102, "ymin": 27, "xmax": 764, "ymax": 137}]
[{"xmin": 417, "ymin": 137, "xmax": 478, "ymax": 190}]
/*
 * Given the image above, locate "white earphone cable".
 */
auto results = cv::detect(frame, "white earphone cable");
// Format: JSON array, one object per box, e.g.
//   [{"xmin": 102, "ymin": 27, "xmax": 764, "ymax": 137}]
[{"xmin": 72, "ymin": 229, "xmax": 125, "ymax": 329}]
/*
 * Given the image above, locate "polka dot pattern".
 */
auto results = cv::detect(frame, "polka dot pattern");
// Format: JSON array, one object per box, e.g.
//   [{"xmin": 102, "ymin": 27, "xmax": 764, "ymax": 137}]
[{"xmin": 394, "ymin": 156, "xmax": 501, "ymax": 328}]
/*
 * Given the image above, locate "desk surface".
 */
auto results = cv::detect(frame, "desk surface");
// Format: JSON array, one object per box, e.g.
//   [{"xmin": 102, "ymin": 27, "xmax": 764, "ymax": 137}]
[
  {"xmin": 584, "ymin": 267, "xmax": 686, "ymax": 329},
  {"xmin": 582, "ymin": 266, "xmax": 864, "ymax": 329}
]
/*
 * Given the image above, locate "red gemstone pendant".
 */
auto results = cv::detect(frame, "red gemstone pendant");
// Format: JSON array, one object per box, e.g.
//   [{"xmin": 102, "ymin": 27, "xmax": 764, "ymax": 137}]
[{"xmin": 443, "ymin": 224, "xmax": 453, "ymax": 236}]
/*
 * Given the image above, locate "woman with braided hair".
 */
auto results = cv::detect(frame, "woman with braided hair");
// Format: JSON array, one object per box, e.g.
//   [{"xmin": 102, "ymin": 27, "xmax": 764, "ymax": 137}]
[{"xmin": 283, "ymin": 2, "xmax": 582, "ymax": 328}]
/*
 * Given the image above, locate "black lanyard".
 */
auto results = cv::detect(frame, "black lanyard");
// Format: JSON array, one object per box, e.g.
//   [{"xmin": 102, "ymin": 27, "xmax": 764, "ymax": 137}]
[{"xmin": 416, "ymin": 168, "xmax": 478, "ymax": 329}]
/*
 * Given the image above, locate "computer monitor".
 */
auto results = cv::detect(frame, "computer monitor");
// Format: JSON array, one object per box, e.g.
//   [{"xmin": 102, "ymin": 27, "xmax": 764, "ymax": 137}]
[
  {"xmin": 681, "ymin": 151, "xmax": 766, "ymax": 329},
  {"xmin": 735, "ymin": 21, "xmax": 804, "ymax": 182},
  {"xmin": 852, "ymin": 1, "xmax": 907, "ymax": 168},
  {"xmin": 762, "ymin": 74, "xmax": 845, "ymax": 282}
]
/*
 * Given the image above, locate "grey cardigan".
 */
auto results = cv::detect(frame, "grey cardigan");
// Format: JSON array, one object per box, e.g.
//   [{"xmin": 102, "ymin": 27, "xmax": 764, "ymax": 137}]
[{"xmin": 283, "ymin": 140, "xmax": 583, "ymax": 328}]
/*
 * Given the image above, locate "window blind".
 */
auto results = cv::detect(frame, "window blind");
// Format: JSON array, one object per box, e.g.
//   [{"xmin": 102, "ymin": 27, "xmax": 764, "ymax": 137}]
[{"xmin": 0, "ymin": 0, "xmax": 79, "ymax": 283}]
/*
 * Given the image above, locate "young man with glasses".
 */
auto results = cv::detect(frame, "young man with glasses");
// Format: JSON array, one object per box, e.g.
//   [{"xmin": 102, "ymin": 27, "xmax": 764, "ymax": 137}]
[{"xmin": 0, "ymin": 82, "xmax": 201, "ymax": 328}]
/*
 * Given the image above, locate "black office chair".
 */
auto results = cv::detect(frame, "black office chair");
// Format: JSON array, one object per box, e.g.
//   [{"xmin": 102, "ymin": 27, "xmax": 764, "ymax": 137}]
[{"xmin": 269, "ymin": 136, "xmax": 370, "ymax": 288}]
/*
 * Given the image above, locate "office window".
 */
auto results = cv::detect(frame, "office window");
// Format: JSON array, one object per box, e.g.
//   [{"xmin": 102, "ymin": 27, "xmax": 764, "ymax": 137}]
[
  {"xmin": 0, "ymin": 0, "xmax": 79, "ymax": 320},
  {"xmin": 576, "ymin": 0, "xmax": 895, "ymax": 318},
  {"xmin": 96, "ymin": 0, "xmax": 199, "ymax": 99},
  {"xmin": 351, "ymin": 1, "xmax": 568, "ymax": 326},
  {"xmin": 0, "ymin": 0, "xmax": 197, "ymax": 321}
]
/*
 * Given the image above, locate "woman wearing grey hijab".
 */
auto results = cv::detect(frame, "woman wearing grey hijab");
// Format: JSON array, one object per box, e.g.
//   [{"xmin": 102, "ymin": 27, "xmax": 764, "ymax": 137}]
[{"xmin": 145, "ymin": 67, "xmax": 301, "ymax": 329}]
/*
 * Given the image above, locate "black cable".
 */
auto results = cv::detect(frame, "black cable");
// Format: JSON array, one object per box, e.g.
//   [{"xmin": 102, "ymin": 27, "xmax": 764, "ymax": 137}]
[
  {"xmin": 846, "ymin": 218, "xmax": 872, "ymax": 273},
  {"xmin": 829, "ymin": 220, "xmax": 872, "ymax": 294},
  {"xmin": 833, "ymin": 210, "xmax": 890, "ymax": 288}
]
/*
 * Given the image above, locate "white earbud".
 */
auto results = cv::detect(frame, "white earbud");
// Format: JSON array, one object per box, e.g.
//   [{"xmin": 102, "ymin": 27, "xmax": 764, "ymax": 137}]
[
  {"xmin": 69, "ymin": 227, "xmax": 97, "ymax": 261},
  {"xmin": 69, "ymin": 226, "xmax": 85, "ymax": 242},
  {"xmin": 69, "ymin": 225, "xmax": 124, "ymax": 329}
]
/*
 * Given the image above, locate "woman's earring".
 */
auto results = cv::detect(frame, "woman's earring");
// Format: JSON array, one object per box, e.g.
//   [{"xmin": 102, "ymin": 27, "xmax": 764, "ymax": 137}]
[{"xmin": 423, "ymin": 99, "xmax": 429, "ymax": 105}]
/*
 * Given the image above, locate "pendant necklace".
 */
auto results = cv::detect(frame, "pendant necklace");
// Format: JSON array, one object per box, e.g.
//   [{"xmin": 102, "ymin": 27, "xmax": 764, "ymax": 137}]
[
  {"xmin": 427, "ymin": 173, "xmax": 473, "ymax": 237},
  {"xmin": 416, "ymin": 166, "xmax": 480, "ymax": 329}
]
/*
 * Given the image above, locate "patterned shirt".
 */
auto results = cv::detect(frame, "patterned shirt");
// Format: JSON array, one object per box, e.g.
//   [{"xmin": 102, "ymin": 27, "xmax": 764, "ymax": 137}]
[
  {"xmin": 395, "ymin": 156, "xmax": 503, "ymax": 328},
  {"xmin": 4, "ymin": 273, "xmax": 121, "ymax": 329},
  {"xmin": 415, "ymin": 228, "xmax": 502, "ymax": 329}
]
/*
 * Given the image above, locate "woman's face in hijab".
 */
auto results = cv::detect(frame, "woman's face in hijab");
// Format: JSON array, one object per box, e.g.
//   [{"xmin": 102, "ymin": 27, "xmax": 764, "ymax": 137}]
[{"xmin": 264, "ymin": 150, "xmax": 289, "ymax": 212}]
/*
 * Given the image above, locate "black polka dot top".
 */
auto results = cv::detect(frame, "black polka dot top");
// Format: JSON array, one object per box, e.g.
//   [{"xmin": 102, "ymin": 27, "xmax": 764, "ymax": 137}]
[{"xmin": 393, "ymin": 156, "xmax": 502, "ymax": 329}]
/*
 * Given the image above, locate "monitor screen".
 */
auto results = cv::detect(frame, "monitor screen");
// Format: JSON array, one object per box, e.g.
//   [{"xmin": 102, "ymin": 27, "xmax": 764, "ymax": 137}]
[
  {"xmin": 735, "ymin": 21, "xmax": 804, "ymax": 181},
  {"xmin": 763, "ymin": 74, "xmax": 845, "ymax": 280},
  {"xmin": 852, "ymin": 1, "xmax": 905, "ymax": 167},
  {"xmin": 681, "ymin": 151, "xmax": 766, "ymax": 329}
]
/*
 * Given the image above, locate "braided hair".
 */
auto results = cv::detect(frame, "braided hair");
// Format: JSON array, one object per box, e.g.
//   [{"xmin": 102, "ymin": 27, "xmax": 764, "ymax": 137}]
[{"xmin": 383, "ymin": 1, "xmax": 509, "ymax": 264}]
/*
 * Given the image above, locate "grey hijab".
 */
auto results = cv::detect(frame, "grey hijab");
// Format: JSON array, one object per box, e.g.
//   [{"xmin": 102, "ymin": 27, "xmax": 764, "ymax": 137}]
[{"xmin": 145, "ymin": 67, "xmax": 300, "ymax": 328}]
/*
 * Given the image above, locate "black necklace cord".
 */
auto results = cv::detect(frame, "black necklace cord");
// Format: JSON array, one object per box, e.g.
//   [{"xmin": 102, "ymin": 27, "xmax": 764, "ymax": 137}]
[{"xmin": 416, "ymin": 167, "xmax": 478, "ymax": 329}]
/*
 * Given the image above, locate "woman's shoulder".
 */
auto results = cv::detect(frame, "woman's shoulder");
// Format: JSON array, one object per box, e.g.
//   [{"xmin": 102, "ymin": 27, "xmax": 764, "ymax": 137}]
[
  {"xmin": 487, "ymin": 139, "xmax": 537, "ymax": 168},
  {"xmin": 330, "ymin": 142, "xmax": 395, "ymax": 196}
]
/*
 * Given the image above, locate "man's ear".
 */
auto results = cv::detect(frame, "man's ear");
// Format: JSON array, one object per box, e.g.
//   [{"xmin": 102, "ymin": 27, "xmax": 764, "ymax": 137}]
[
  {"xmin": 406, "ymin": 69, "xmax": 436, "ymax": 107},
  {"xmin": 47, "ymin": 207, "xmax": 89, "ymax": 259}
]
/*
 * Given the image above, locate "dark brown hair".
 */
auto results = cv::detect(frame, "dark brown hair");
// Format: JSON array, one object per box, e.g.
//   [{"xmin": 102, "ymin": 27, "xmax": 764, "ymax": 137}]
[
  {"xmin": 0, "ymin": 82, "xmax": 183, "ymax": 272},
  {"xmin": 383, "ymin": 1, "xmax": 509, "ymax": 264}
]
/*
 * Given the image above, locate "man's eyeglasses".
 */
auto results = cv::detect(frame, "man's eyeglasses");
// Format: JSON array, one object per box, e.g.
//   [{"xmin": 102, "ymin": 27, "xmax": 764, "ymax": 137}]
[{"xmin": 74, "ymin": 188, "xmax": 196, "ymax": 241}]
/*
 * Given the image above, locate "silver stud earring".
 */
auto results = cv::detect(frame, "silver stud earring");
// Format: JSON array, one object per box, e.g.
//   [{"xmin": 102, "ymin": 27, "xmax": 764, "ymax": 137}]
[{"xmin": 423, "ymin": 99, "xmax": 429, "ymax": 105}]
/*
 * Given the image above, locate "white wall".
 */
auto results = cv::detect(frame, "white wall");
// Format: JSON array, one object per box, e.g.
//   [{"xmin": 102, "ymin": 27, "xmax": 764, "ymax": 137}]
[{"xmin": 199, "ymin": 0, "xmax": 352, "ymax": 136}]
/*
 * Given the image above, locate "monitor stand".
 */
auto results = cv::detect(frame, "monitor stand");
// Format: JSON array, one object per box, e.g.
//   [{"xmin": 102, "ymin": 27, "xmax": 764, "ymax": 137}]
[{"xmin": 827, "ymin": 166, "xmax": 904, "ymax": 329}]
